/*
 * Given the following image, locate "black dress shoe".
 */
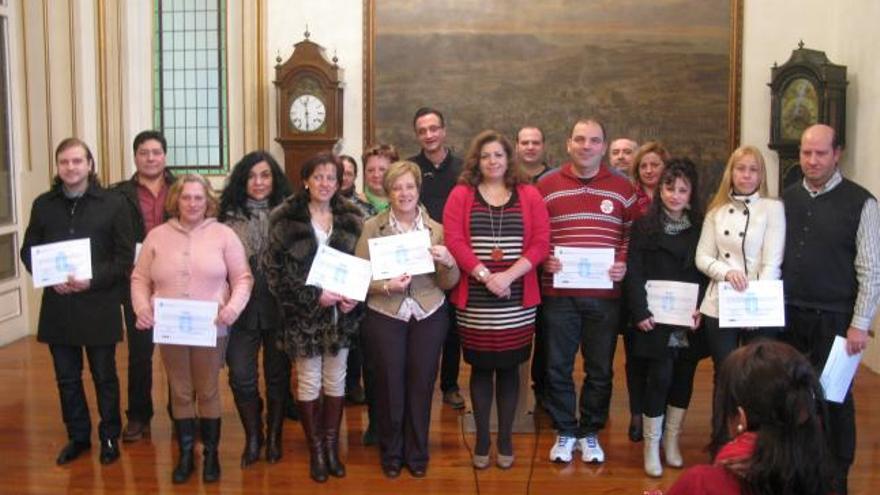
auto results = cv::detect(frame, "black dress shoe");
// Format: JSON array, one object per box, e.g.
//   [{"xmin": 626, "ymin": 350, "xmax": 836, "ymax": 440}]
[
  {"xmin": 407, "ymin": 465, "xmax": 427, "ymax": 478},
  {"xmin": 99, "ymin": 439, "xmax": 120, "ymax": 465},
  {"xmin": 56, "ymin": 440, "xmax": 91, "ymax": 465},
  {"xmin": 382, "ymin": 463, "xmax": 402, "ymax": 478}
]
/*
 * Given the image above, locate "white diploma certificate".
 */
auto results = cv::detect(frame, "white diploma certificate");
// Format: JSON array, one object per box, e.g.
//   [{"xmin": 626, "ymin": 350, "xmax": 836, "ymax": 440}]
[
  {"xmin": 552, "ymin": 246, "xmax": 615, "ymax": 289},
  {"xmin": 718, "ymin": 280, "xmax": 785, "ymax": 328},
  {"xmin": 367, "ymin": 230, "xmax": 435, "ymax": 280},
  {"xmin": 134, "ymin": 242, "xmax": 143, "ymax": 264},
  {"xmin": 820, "ymin": 336, "xmax": 862, "ymax": 404},
  {"xmin": 305, "ymin": 244, "xmax": 373, "ymax": 301},
  {"xmin": 30, "ymin": 238, "xmax": 93, "ymax": 288},
  {"xmin": 645, "ymin": 280, "xmax": 700, "ymax": 327},
  {"xmin": 152, "ymin": 298, "xmax": 219, "ymax": 347}
]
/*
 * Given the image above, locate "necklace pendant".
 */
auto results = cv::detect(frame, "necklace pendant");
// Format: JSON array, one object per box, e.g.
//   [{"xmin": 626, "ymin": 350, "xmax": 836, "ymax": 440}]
[{"xmin": 491, "ymin": 246, "xmax": 504, "ymax": 262}]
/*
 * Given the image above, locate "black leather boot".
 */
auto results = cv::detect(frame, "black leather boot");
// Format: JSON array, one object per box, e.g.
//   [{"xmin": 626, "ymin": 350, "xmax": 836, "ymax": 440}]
[
  {"xmin": 172, "ymin": 418, "xmax": 196, "ymax": 484},
  {"xmin": 235, "ymin": 399, "xmax": 263, "ymax": 467},
  {"xmin": 299, "ymin": 398, "xmax": 328, "ymax": 482},
  {"xmin": 201, "ymin": 418, "xmax": 222, "ymax": 483},
  {"xmin": 323, "ymin": 395, "xmax": 346, "ymax": 478},
  {"xmin": 265, "ymin": 397, "xmax": 284, "ymax": 463}
]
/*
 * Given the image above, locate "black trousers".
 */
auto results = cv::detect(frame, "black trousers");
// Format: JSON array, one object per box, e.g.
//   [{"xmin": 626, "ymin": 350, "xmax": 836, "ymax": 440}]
[
  {"xmin": 346, "ymin": 333, "xmax": 364, "ymax": 393},
  {"xmin": 439, "ymin": 303, "xmax": 461, "ymax": 393},
  {"xmin": 361, "ymin": 306, "xmax": 449, "ymax": 470},
  {"xmin": 226, "ymin": 324, "xmax": 291, "ymax": 405},
  {"xmin": 49, "ymin": 344, "xmax": 121, "ymax": 443},
  {"xmin": 628, "ymin": 334, "xmax": 705, "ymax": 416},
  {"xmin": 703, "ymin": 316, "xmax": 780, "ymax": 383},
  {"xmin": 783, "ymin": 305, "xmax": 855, "ymax": 493},
  {"xmin": 123, "ymin": 301, "xmax": 155, "ymax": 423},
  {"xmin": 530, "ymin": 304, "xmax": 547, "ymax": 400},
  {"xmin": 623, "ymin": 330, "xmax": 645, "ymax": 416}
]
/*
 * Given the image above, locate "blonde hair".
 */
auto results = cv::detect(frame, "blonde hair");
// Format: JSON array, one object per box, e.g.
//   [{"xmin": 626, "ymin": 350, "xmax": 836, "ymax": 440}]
[
  {"xmin": 706, "ymin": 145, "xmax": 769, "ymax": 214},
  {"xmin": 165, "ymin": 173, "xmax": 220, "ymax": 218},
  {"xmin": 383, "ymin": 160, "xmax": 422, "ymax": 195},
  {"xmin": 630, "ymin": 141, "xmax": 671, "ymax": 185}
]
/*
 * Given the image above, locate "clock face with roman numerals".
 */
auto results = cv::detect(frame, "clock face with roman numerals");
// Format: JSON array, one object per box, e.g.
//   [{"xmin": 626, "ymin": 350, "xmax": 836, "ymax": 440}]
[{"xmin": 289, "ymin": 94, "xmax": 326, "ymax": 132}]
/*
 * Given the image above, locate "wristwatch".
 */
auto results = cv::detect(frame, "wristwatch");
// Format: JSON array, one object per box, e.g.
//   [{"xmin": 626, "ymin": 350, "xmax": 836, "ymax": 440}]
[{"xmin": 476, "ymin": 268, "xmax": 489, "ymax": 282}]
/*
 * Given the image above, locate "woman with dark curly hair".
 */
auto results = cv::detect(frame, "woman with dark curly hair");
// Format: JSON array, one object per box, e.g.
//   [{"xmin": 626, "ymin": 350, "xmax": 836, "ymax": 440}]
[
  {"xmin": 667, "ymin": 339, "xmax": 833, "ymax": 495},
  {"xmin": 263, "ymin": 152, "xmax": 363, "ymax": 483},
  {"xmin": 219, "ymin": 151, "xmax": 293, "ymax": 467},
  {"xmin": 624, "ymin": 159, "xmax": 708, "ymax": 477}
]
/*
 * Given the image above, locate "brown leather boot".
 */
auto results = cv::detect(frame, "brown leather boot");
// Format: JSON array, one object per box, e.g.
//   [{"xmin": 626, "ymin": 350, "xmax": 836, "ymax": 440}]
[
  {"xmin": 299, "ymin": 398, "xmax": 328, "ymax": 482},
  {"xmin": 323, "ymin": 395, "xmax": 346, "ymax": 478},
  {"xmin": 235, "ymin": 399, "xmax": 263, "ymax": 467},
  {"xmin": 265, "ymin": 397, "xmax": 284, "ymax": 463}
]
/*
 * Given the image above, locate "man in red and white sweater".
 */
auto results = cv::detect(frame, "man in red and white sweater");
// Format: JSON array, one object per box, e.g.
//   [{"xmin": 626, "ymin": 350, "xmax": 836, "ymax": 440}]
[{"xmin": 536, "ymin": 118, "xmax": 638, "ymax": 465}]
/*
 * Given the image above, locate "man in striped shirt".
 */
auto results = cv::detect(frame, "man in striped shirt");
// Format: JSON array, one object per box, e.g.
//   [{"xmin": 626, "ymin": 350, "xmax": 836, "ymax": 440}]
[{"xmin": 536, "ymin": 118, "xmax": 638, "ymax": 464}]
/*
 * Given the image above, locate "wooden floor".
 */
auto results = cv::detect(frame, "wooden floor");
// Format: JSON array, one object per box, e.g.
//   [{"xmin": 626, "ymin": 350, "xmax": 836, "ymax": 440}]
[{"xmin": 0, "ymin": 336, "xmax": 877, "ymax": 494}]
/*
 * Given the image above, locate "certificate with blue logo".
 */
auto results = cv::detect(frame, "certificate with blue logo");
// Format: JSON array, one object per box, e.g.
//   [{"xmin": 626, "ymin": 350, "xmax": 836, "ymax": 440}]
[
  {"xmin": 552, "ymin": 246, "xmax": 614, "ymax": 289},
  {"xmin": 153, "ymin": 298, "xmax": 218, "ymax": 347},
  {"xmin": 30, "ymin": 238, "xmax": 92, "ymax": 288},
  {"xmin": 367, "ymin": 230, "xmax": 434, "ymax": 280},
  {"xmin": 645, "ymin": 280, "xmax": 700, "ymax": 327},
  {"xmin": 305, "ymin": 244, "xmax": 373, "ymax": 301},
  {"xmin": 718, "ymin": 280, "xmax": 785, "ymax": 328}
]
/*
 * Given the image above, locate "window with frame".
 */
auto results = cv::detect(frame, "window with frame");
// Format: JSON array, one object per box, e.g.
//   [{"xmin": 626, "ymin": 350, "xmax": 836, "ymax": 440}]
[{"xmin": 153, "ymin": 0, "xmax": 228, "ymax": 173}]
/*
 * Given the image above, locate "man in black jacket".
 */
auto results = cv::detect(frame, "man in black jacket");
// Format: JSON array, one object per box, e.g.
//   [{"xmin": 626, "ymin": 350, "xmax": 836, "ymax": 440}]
[
  {"xmin": 111, "ymin": 130, "xmax": 174, "ymax": 443},
  {"xmin": 408, "ymin": 107, "xmax": 466, "ymax": 409},
  {"xmin": 21, "ymin": 138, "xmax": 134, "ymax": 465}
]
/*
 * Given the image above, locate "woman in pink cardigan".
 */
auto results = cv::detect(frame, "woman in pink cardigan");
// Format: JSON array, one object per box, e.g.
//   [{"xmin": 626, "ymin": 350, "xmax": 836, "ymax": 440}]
[
  {"xmin": 443, "ymin": 130, "xmax": 549, "ymax": 469},
  {"xmin": 131, "ymin": 174, "xmax": 253, "ymax": 484}
]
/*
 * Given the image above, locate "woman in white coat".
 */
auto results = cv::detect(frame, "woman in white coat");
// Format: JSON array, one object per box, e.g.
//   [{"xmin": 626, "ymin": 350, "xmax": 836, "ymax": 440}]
[{"xmin": 696, "ymin": 145, "xmax": 785, "ymax": 383}]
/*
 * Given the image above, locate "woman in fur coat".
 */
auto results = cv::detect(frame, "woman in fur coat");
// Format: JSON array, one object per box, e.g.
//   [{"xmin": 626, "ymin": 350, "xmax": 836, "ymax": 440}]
[{"xmin": 263, "ymin": 152, "xmax": 364, "ymax": 483}]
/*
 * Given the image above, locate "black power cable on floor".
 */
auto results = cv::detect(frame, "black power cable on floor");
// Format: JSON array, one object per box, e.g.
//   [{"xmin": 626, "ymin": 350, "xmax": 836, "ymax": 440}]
[
  {"xmin": 458, "ymin": 407, "xmax": 482, "ymax": 495},
  {"xmin": 458, "ymin": 400, "xmax": 544, "ymax": 495},
  {"xmin": 525, "ymin": 405, "xmax": 541, "ymax": 495}
]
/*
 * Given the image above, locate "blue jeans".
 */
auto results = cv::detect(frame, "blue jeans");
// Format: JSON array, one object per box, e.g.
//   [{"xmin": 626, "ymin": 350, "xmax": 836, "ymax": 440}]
[{"xmin": 542, "ymin": 296, "xmax": 620, "ymax": 437}]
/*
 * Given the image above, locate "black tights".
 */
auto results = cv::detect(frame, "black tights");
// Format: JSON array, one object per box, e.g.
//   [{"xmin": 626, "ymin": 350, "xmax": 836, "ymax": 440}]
[{"xmin": 470, "ymin": 365, "xmax": 519, "ymax": 456}]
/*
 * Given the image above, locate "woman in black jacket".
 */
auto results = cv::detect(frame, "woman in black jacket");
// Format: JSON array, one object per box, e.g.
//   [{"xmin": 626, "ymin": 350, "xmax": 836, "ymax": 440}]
[
  {"xmin": 624, "ymin": 159, "xmax": 707, "ymax": 478},
  {"xmin": 263, "ymin": 153, "xmax": 363, "ymax": 483},
  {"xmin": 219, "ymin": 151, "xmax": 293, "ymax": 467},
  {"xmin": 20, "ymin": 138, "xmax": 134, "ymax": 466}
]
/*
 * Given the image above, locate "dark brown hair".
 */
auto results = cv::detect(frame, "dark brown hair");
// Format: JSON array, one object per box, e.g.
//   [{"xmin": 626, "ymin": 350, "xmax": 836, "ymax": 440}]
[{"xmin": 459, "ymin": 130, "xmax": 527, "ymax": 188}]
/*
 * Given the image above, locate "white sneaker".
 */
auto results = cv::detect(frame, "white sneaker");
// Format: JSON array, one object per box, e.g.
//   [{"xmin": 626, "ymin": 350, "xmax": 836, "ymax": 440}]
[
  {"xmin": 578, "ymin": 434, "xmax": 605, "ymax": 463},
  {"xmin": 549, "ymin": 435, "xmax": 577, "ymax": 463}
]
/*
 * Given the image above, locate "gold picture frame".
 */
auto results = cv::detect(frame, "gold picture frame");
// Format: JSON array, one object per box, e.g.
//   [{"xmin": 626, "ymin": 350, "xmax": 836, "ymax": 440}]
[{"xmin": 364, "ymin": 0, "xmax": 742, "ymax": 197}]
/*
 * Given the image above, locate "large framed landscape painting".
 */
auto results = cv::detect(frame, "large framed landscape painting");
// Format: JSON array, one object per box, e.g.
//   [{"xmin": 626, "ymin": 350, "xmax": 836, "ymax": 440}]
[{"xmin": 364, "ymin": 0, "xmax": 742, "ymax": 200}]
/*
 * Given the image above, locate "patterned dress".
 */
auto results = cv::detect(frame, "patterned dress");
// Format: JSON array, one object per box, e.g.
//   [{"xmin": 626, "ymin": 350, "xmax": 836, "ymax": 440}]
[{"xmin": 456, "ymin": 190, "xmax": 535, "ymax": 369}]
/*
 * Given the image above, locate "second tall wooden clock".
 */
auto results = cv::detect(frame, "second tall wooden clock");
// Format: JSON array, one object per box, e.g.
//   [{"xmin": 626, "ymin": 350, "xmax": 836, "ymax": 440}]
[{"xmin": 274, "ymin": 32, "xmax": 343, "ymax": 189}]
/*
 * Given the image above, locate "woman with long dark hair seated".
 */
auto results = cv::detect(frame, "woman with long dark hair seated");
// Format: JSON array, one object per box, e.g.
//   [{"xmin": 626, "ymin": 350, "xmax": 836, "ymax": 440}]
[{"xmin": 667, "ymin": 340, "xmax": 833, "ymax": 495}]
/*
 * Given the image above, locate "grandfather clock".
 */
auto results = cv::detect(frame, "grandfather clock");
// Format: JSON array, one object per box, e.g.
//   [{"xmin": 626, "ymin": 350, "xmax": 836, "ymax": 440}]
[
  {"xmin": 768, "ymin": 41, "xmax": 847, "ymax": 192},
  {"xmin": 274, "ymin": 31, "xmax": 344, "ymax": 188}
]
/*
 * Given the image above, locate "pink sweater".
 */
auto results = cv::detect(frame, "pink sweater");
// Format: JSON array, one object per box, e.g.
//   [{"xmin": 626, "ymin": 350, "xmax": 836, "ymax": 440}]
[{"xmin": 131, "ymin": 218, "xmax": 253, "ymax": 338}]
